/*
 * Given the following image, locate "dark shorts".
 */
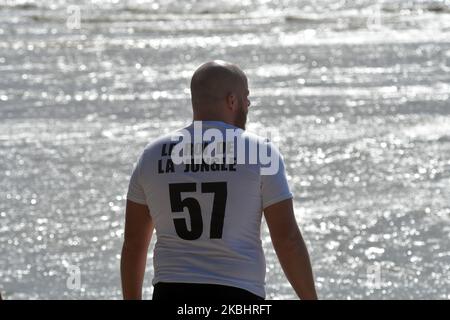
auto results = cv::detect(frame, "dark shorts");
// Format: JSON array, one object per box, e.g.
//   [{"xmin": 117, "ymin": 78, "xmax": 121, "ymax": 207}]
[{"xmin": 152, "ymin": 282, "xmax": 265, "ymax": 301}]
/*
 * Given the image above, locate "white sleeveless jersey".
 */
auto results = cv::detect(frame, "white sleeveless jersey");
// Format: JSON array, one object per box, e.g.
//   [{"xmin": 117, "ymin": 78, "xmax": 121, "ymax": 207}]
[{"xmin": 127, "ymin": 120, "xmax": 293, "ymax": 298}]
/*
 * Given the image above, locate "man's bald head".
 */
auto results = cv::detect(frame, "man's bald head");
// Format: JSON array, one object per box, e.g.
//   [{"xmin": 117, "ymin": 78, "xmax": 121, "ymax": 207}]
[{"xmin": 190, "ymin": 60, "xmax": 247, "ymax": 109}]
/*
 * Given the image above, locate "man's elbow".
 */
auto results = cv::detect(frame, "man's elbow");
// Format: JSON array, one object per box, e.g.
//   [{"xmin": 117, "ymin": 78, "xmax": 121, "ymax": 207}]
[{"xmin": 272, "ymin": 229, "xmax": 304, "ymax": 253}]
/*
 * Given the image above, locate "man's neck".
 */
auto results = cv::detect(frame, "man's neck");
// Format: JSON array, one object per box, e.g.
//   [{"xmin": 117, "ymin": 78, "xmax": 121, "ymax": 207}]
[{"xmin": 193, "ymin": 116, "xmax": 234, "ymax": 126}]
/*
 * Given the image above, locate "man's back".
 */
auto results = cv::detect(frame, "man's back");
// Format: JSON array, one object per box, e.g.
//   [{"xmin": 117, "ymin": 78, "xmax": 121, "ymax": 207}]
[
  {"xmin": 121, "ymin": 61, "xmax": 317, "ymax": 301},
  {"xmin": 127, "ymin": 120, "xmax": 293, "ymax": 298}
]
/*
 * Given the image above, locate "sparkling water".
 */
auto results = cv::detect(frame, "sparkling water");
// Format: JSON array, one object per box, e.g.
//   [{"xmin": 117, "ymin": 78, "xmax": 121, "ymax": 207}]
[{"xmin": 0, "ymin": 0, "xmax": 449, "ymax": 299}]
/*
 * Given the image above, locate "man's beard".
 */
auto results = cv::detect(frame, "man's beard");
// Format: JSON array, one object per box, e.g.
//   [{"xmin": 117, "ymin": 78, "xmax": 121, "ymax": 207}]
[{"xmin": 235, "ymin": 99, "xmax": 247, "ymax": 130}]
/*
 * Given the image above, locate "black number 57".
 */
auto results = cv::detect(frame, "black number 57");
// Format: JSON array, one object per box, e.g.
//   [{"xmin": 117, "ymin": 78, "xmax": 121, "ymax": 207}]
[{"xmin": 168, "ymin": 182, "xmax": 227, "ymax": 240}]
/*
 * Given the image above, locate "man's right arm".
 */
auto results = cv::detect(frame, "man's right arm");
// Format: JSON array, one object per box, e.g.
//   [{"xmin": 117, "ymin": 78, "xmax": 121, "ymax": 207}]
[
  {"xmin": 264, "ymin": 198, "xmax": 318, "ymax": 300},
  {"xmin": 121, "ymin": 200, "xmax": 154, "ymax": 300}
]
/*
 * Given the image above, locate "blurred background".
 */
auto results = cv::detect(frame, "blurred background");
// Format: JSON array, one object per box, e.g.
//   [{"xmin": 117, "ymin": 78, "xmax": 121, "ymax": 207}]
[{"xmin": 0, "ymin": 0, "xmax": 449, "ymax": 299}]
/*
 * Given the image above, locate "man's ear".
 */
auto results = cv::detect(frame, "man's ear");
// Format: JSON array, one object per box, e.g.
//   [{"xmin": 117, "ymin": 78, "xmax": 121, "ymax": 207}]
[{"xmin": 226, "ymin": 93, "xmax": 237, "ymax": 110}]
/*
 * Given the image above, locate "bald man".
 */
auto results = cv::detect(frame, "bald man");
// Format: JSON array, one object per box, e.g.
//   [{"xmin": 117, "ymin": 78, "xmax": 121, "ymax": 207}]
[{"xmin": 121, "ymin": 61, "xmax": 318, "ymax": 301}]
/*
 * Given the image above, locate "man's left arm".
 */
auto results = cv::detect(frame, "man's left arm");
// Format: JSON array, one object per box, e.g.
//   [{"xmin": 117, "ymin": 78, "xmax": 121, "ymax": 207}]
[{"xmin": 121, "ymin": 200, "xmax": 154, "ymax": 300}]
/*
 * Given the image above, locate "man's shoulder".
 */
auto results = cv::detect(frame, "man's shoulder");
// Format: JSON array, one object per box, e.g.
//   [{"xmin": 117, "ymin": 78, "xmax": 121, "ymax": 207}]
[
  {"xmin": 240, "ymin": 130, "xmax": 270, "ymax": 144},
  {"xmin": 239, "ymin": 130, "xmax": 282, "ymax": 155}
]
